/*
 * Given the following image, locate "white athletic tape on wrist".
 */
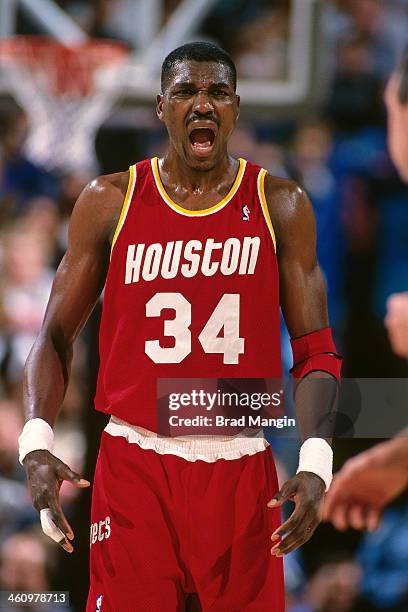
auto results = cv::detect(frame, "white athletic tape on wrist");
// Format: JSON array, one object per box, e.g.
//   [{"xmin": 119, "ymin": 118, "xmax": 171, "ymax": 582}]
[
  {"xmin": 18, "ymin": 418, "xmax": 54, "ymax": 465},
  {"xmin": 296, "ymin": 438, "xmax": 333, "ymax": 491},
  {"xmin": 40, "ymin": 508, "xmax": 65, "ymax": 543}
]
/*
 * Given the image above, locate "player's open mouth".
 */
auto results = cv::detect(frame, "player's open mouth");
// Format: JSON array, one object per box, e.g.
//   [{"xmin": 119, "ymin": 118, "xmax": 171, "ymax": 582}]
[{"xmin": 188, "ymin": 127, "xmax": 216, "ymax": 155}]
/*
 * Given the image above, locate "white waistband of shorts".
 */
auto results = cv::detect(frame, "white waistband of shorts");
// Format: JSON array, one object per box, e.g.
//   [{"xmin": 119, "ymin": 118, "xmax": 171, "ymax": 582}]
[{"xmin": 104, "ymin": 417, "xmax": 269, "ymax": 462}]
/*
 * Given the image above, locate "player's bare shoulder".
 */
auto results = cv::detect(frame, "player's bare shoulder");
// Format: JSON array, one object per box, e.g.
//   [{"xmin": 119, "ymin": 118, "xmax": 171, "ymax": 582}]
[
  {"xmin": 81, "ymin": 170, "xmax": 129, "ymax": 221},
  {"xmin": 263, "ymin": 173, "xmax": 315, "ymax": 250},
  {"xmin": 72, "ymin": 169, "xmax": 131, "ymax": 247}
]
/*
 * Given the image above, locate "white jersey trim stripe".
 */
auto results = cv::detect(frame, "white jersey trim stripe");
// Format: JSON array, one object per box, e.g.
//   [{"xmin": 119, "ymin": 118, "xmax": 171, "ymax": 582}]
[
  {"xmin": 257, "ymin": 168, "xmax": 277, "ymax": 253},
  {"xmin": 151, "ymin": 157, "xmax": 247, "ymax": 217},
  {"xmin": 104, "ymin": 417, "xmax": 269, "ymax": 462},
  {"xmin": 110, "ymin": 164, "xmax": 137, "ymax": 257}
]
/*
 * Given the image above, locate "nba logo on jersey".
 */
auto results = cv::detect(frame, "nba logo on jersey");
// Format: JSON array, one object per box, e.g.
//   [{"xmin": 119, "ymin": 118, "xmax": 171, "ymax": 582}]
[
  {"xmin": 242, "ymin": 204, "xmax": 250, "ymax": 221},
  {"xmin": 96, "ymin": 595, "xmax": 103, "ymax": 611}
]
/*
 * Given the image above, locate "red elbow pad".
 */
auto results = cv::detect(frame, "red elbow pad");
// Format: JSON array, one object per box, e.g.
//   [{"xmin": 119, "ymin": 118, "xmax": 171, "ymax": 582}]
[{"xmin": 290, "ymin": 327, "xmax": 342, "ymax": 381}]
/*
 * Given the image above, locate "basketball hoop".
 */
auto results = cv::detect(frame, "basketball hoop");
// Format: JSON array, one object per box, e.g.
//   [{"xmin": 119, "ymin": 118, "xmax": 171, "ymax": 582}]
[{"xmin": 0, "ymin": 36, "xmax": 129, "ymax": 172}]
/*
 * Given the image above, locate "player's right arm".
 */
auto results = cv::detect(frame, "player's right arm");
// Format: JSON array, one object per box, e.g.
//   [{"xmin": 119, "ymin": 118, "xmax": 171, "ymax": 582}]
[{"xmin": 22, "ymin": 172, "xmax": 128, "ymax": 553}]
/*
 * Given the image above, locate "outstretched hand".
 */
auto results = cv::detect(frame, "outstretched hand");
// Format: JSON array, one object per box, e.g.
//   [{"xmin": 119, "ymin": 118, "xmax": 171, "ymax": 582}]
[
  {"xmin": 23, "ymin": 449, "xmax": 90, "ymax": 553},
  {"xmin": 268, "ymin": 472, "xmax": 325, "ymax": 556},
  {"xmin": 322, "ymin": 440, "xmax": 408, "ymax": 532}
]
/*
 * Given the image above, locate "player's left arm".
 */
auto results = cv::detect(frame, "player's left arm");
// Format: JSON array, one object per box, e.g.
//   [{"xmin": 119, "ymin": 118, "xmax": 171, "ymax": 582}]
[{"xmin": 263, "ymin": 175, "xmax": 340, "ymax": 556}]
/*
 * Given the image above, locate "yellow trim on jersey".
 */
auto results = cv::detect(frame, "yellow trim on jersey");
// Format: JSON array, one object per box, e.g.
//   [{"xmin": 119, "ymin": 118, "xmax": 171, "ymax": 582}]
[
  {"xmin": 110, "ymin": 164, "xmax": 136, "ymax": 257},
  {"xmin": 258, "ymin": 168, "xmax": 277, "ymax": 253},
  {"xmin": 151, "ymin": 156, "xmax": 246, "ymax": 216}
]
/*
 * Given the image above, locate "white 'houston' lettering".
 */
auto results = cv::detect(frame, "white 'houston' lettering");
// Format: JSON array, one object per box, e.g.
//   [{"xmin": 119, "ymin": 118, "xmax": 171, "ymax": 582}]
[
  {"xmin": 202, "ymin": 239, "xmax": 222, "ymax": 276},
  {"xmin": 220, "ymin": 238, "xmax": 241, "ymax": 275},
  {"xmin": 143, "ymin": 243, "xmax": 163, "ymax": 281},
  {"xmin": 181, "ymin": 240, "xmax": 202, "ymax": 277},
  {"xmin": 124, "ymin": 236, "xmax": 261, "ymax": 284},
  {"xmin": 162, "ymin": 241, "xmax": 183, "ymax": 279},
  {"xmin": 125, "ymin": 243, "xmax": 145, "ymax": 284},
  {"xmin": 239, "ymin": 236, "xmax": 260, "ymax": 274}
]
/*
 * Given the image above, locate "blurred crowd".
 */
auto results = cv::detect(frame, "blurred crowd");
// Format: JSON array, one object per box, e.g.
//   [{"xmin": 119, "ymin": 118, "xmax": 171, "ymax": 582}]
[{"xmin": 1, "ymin": 0, "xmax": 408, "ymax": 610}]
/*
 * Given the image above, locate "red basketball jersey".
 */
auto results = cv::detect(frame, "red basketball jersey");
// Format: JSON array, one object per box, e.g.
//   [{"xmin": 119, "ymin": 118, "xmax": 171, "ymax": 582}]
[{"xmin": 94, "ymin": 157, "xmax": 282, "ymax": 430}]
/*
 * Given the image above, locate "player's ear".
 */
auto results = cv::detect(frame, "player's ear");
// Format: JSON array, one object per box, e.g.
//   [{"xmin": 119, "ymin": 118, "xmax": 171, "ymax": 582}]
[
  {"xmin": 156, "ymin": 94, "xmax": 165, "ymax": 122},
  {"xmin": 235, "ymin": 94, "xmax": 240, "ymax": 121}
]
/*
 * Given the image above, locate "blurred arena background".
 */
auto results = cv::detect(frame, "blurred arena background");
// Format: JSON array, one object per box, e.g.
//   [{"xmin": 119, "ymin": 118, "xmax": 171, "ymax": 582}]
[{"xmin": 0, "ymin": 1, "xmax": 408, "ymax": 610}]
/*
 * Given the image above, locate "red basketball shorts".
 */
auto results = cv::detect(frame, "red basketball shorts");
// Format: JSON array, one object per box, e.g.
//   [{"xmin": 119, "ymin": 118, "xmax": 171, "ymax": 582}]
[{"xmin": 87, "ymin": 429, "xmax": 284, "ymax": 611}]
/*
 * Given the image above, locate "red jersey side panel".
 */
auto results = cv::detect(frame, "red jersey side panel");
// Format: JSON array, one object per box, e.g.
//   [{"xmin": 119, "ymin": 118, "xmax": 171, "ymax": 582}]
[{"xmin": 94, "ymin": 158, "xmax": 281, "ymax": 429}]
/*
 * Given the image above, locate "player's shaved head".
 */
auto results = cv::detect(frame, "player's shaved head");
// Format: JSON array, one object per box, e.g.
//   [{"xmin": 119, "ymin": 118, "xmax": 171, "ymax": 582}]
[{"xmin": 161, "ymin": 42, "xmax": 237, "ymax": 93}]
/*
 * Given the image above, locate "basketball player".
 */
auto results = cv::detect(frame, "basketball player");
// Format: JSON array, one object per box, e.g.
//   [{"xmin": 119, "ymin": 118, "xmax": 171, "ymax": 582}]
[
  {"xmin": 323, "ymin": 52, "xmax": 408, "ymax": 533},
  {"xmin": 19, "ymin": 43, "xmax": 341, "ymax": 611}
]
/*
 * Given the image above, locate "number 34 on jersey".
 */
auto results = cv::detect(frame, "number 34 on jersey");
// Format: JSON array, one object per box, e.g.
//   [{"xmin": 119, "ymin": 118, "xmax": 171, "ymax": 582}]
[{"xmin": 145, "ymin": 292, "xmax": 244, "ymax": 365}]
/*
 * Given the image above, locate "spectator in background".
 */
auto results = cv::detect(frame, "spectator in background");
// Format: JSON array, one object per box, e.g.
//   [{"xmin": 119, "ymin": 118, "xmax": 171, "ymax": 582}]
[
  {"xmin": 345, "ymin": 0, "xmax": 407, "ymax": 78},
  {"xmin": 54, "ymin": 171, "xmax": 91, "ymax": 260},
  {"xmin": 20, "ymin": 197, "xmax": 60, "ymax": 264},
  {"xmin": 0, "ymin": 101, "xmax": 57, "ymax": 220},
  {"xmin": 322, "ymin": 0, "xmax": 408, "ymax": 82},
  {"xmin": 0, "ymin": 530, "xmax": 72, "ymax": 611},
  {"xmin": 0, "ymin": 531, "xmax": 49, "ymax": 591},
  {"xmin": 64, "ymin": 0, "xmax": 164, "ymax": 49},
  {"xmin": 288, "ymin": 119, "xmax": 346, "ymax": 335},
  {"xmin": 0, "ymin": 400, "xmax": 35, "ymax": 544},
  {"xmin": 235, "ymin": 5, "xmax": 290, "ymax": 80},
  {"xmin": 358, "ymin": 506, "xmax": 408, "ymax": 611},
  {"xmin": 0, "ymin": 399, "xmax": 23, "ymax": 480},
  {"xmin": 289, "ymin": 554, "xmax": 361, "ymax": 612},
  {"xmin": 326, "ymin": 35, "xmax": 384, "ymax": 132},
  {"xmin": 0, "ymin": 227, "xmax": 54, "ymax": 397}
]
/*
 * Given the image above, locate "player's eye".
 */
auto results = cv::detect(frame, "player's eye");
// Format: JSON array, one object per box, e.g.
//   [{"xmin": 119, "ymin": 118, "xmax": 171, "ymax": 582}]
[
  {"xmin": 212, "ymin": 89, "xmax": 229, "ymax": 98},
  {"xmin": 173, "ymin": 88, "xmax": 195, "ymax": 97}
]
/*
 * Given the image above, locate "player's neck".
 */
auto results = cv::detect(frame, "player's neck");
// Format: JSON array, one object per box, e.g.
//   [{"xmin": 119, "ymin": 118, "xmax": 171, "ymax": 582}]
[{"xmin": 159, "ymin": 150, "xmax": 238, "ymax": 198}]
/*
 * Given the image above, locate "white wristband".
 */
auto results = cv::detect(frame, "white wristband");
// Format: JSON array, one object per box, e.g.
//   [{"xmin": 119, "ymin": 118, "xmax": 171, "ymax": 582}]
[
  {"xmin": 18, "ymin": 418, "xmax": 54, "ymax": 465},
  {"xmin": 296, "ymin": 437, "xmax": 333, "ymax": 491}
]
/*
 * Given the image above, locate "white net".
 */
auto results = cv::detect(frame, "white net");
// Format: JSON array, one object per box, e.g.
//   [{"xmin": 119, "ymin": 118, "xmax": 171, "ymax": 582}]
[{"xmin": 0, "ymin": 37, "xmax": 128, "ymax": 172}]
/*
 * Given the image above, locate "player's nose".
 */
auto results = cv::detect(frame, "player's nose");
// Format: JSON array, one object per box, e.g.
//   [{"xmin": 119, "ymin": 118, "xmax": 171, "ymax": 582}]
[{"xmin": 191, "ymin": 90, "xmax": 214, "ymax": 115}]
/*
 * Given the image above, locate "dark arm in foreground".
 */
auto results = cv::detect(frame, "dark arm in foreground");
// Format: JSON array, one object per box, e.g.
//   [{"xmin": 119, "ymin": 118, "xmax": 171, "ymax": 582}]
[
  {"xmin": 22, "ymin": 173, "xmax": 127, "ymax": 552},
  {"xmin": 264, "ymin": 176, "xmax": 338, "ymax": 556}
]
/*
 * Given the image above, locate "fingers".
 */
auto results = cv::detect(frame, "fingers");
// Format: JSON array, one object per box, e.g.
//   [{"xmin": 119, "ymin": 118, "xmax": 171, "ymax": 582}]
[
  {"xmin": 47, "ymin": 495, "xmax": 74, "ymax": 540},
  {"xmin": 38, "ymin": 489, "xmax": 75, "ymax": 553},
  {"xmin": 385, "ymin": 293, "xmax": 408, "ymax": 357},
  {"xmin": 25, "ymin": 454, "xmax": 90, "ymax": 554},
  {"xmin": 268, "ymin": 474, "xmax": 324, "ymax": 555},
  {"xmin": 271, "ymin": 519, "xmax": 317, "ymax": 556},
  {"xmin": 349, "ymin": 505, "xmax": 366, "ymax": 530},
  {"xmin": 366, "ymin": 507, "xmax": 381, "ymax": 532},
  {"xmin": 270, "ymin": 498, "xmax": 319, "ymax": 556},
  {"xmin": 330, "ymin": 502, "xmax": 349, "ymax": 531},
  {"xmin": 268, "ymin": 480, "xmax": 297, "ymax": 508},
  {"xmin": 56, "ymin": 461, "xmax": 90, "ymax": 487},
  {"xmin": 327, "ymin": 502, "xmax": 382, "ymax": 532},
  {"xmin": 271, "ymin": 505, "xmax": 303, "ymax": 542},
  {"xmin": 322, "ymin": 480, "xmax": 344, "ymax": 519},
  {"xmin": 40, "ymin": 508, "xmax": 73, "ymax": 554}
]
